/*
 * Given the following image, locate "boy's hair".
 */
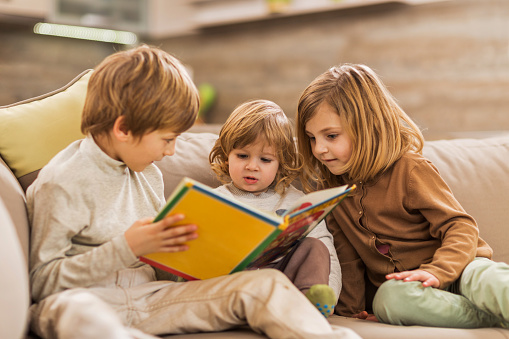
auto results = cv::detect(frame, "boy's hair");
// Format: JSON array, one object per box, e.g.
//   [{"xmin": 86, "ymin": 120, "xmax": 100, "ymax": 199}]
[
  {"xmin": 296, "ymin": 64, "xmax": 424, "ymax": 191},
  {"xmin": 209, "ymin": 99, "xmax": 300, "ymax": 194},
  {"xmin": 81, "ymin": 45, "xmax": 199, "ymax": 138}
]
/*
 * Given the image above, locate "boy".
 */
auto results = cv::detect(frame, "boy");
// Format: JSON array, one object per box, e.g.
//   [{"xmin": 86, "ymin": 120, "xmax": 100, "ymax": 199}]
[{"xmin": 27, "ymin": 45, "xmax": 360, "ymax": 339}]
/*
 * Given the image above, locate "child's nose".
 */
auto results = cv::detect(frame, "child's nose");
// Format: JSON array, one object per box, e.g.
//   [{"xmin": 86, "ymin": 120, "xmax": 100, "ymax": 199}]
[
  {"xmin": 245, "ymin": 160, "xmax": 259, "ymax": 170},
  {"xmin": 164, "ymin": 144, "xmax": 176, "ymax": 156},
  {"xmin": 314, "ymin": 140, "xmax": 327, "ymax": 154}
]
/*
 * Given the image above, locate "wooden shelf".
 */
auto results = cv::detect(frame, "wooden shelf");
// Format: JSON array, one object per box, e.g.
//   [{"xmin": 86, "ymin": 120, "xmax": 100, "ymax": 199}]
[{"xmin": 192, "ymin": 0, "xmax": 450, "ymax": 29}]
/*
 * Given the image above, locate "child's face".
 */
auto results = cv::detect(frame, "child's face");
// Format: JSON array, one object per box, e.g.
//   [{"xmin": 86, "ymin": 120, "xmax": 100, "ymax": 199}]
[
  {"xmin": 119, "ymin": 129, "xmax": 179, "ymax": 172},
  {"xmin": 227, "ymin": 138, "xmax": 279, "ymax": 195},
  {"xmin": 305, "ymin": 102, "xmax": 353, "ymax": 176}
]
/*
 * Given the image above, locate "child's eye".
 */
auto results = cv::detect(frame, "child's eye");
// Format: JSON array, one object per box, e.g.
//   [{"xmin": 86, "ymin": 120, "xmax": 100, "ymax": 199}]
[
  {"xmin": 327, "ymin": 134, "xmax": 338, "ymax": 140},
  {"xmin": 164, "ymin": 138, "xmax": 175, "ymax": 143},
  {"xmin": 237, "ymin": 154, "xmax": 248, "ymax": 159},
  {"xmin": 308, "ymin": 136, "xmax": 316, "ymax": 142},
  {"xmin": 261, "ymin": 158, "xmax": 273, "ymax": 163}
]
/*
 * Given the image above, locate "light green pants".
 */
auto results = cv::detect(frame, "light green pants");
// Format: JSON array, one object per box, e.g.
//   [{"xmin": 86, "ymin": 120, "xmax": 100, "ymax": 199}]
[{"xmin": 373, "ymin": 258, "xmax": 509, "ymax": 328}]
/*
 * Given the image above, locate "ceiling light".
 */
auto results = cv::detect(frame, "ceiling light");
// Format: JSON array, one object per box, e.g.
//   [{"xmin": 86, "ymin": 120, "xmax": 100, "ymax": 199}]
[{"xmin": 34, "ymin": 23, "xmax": 138, "ymax": 45}]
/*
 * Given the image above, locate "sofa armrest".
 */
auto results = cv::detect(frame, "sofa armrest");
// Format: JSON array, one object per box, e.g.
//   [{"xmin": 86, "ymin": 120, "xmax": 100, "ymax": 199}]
[{"xmin": 0, "ymin": 197, "xmax": 29, "ymax": 338}]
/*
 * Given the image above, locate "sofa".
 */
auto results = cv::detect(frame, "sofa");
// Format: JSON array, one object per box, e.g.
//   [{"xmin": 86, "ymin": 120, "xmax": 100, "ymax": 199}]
[{"xmin": 1, "ymin": 70, "xmax": 509, "ymax": 339}]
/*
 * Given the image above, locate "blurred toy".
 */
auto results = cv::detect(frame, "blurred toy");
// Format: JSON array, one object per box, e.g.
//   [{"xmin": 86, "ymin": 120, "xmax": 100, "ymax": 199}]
[{"xmin": 196, "ymin": 82, "xmax": 216, "ymax": 124}]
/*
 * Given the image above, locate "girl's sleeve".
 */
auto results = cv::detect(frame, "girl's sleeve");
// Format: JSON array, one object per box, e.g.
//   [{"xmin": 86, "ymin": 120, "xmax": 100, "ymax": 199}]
[
  {"xmin": 307, "ymin": 220, "xmax": 342, "ymax": 299},
  {"xmin": 29, "ymin": 183, "xmax": 139, "ymax": 302},
  {"xmin": 407, "ymin": 160, "xmax": 487, "ymax": 288},
  {"xmin": 326, "ymin": 214, "xmax": 367, "ymax": 316}
]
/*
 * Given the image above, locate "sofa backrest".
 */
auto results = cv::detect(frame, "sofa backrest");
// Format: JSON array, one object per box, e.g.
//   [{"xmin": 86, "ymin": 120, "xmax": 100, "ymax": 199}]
[{"xmin": 423, "ymin": 136, "xmax": 509, "ymax": 263}]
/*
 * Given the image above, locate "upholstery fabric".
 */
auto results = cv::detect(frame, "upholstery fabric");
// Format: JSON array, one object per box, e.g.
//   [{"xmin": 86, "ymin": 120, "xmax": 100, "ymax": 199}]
[{"xmin": 0, "ymin": 70, "xmax": 91, "ymax": 182}]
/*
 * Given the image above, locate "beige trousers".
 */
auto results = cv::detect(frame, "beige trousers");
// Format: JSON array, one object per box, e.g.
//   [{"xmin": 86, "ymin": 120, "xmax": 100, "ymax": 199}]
[{"xmin": 30, "ymin": 267, "xmax": 360, "ymax": 339}]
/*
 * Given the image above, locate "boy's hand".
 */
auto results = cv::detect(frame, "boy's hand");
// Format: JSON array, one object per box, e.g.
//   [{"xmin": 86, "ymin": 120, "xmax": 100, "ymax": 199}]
[
  {"xmin": 352, "ymin": 311, "xmax": 378, "ymax": 322},
  {"xmin": 125, "ymin": 214, "xmax": 198, "ymax": 257},
  {"xmin": 386, "ymin": 269, "xmax": 439, "ymax": 288}
]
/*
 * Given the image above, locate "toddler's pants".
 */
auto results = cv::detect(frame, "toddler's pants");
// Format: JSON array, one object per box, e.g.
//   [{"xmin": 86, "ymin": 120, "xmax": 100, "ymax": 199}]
[
  {"xmin": 30, "ymin": 267, "xmax": 360, "ymax": 339},
  {"xmin": 373, "ymin": 257, "xmax": 509, "ymax": 328},
  {"xmin": 267, "ymin": 237, "xmax": 331, "ymax": 293}
]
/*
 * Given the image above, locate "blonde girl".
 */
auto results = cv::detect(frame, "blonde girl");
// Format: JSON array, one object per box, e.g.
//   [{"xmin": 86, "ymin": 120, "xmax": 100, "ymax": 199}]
[{"xmin": 296, "ymin": 64, "xmax": 509, "ymax": 328}]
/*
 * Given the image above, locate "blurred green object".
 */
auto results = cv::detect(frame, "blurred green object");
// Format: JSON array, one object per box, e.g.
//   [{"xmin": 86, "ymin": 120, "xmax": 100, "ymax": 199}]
[{"xmin": 197, "ymin": 83, "xmax": 216, "ymax": 121}]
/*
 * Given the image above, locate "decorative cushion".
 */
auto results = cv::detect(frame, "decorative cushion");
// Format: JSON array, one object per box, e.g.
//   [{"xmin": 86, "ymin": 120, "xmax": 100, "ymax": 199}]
[{"xmin": 0, "ymin": 70, "xmax": 92, "ymax": 190}]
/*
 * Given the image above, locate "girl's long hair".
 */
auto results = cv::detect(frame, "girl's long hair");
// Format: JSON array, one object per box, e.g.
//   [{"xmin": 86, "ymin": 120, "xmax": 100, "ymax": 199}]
[{"xmin": 296, "ymin": 64, "xmax": 424, "ymax": 191}]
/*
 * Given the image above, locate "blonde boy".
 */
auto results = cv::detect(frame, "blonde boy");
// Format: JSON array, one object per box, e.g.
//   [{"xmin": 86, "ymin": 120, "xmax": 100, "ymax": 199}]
[{"xmin": 27, "ymin": 46, "xmax": 360, "ymax": 339}]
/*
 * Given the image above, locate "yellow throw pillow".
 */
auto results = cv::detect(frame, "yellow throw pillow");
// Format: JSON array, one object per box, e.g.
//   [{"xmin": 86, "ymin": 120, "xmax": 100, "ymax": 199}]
[{"xmin": 0, "ymin": 70, "xmax": 92, "ymax": 187}]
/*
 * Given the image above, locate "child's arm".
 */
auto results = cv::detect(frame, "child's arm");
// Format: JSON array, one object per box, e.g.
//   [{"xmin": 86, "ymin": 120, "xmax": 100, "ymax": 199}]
[
  {"xmin": 124, "ymin": 214, "xmax": 198, "ymax": 257},
  {"xmin": 401, "ymin": 159, "xmax": 487, "ymax": 288}
]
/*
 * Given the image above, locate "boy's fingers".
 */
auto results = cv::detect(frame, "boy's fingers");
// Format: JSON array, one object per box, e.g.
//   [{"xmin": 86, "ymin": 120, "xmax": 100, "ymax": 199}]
[
  {"xmin": 162, "ymin": 224, "xmax": 198, "ymax": 236},
  {"xmin": 163, "ymin": 232, "xmax": 198, "ymax": 246},
  {"xmin": 161, "ymin": 244, "xmax": 190, "ymax": 253},
  {"xmin": 149, "ymin": 214, "xmax": 185, "ymax": 230},
  {"xmin": 162, "ymin": 213, "xmax": 185, "ymax": 225}
]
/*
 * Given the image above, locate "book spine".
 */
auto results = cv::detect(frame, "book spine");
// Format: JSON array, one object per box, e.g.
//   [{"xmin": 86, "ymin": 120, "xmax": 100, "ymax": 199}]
[
  {"xmin": 229, "ymin": 228, "xmax": 283, "ymax": 273},
  {"xmin": 153, "ymin": 181, "xmax": 193, "ymax": 223},
  {"xmin": 139, "ymin": 256, "xmax": 199, "ymax": 281}
]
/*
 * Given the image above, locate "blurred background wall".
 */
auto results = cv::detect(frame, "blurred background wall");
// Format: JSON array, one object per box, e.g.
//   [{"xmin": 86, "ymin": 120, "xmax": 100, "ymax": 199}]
[{"xmin": 1, "ymin": 0, "xmax": 508, "ymax": 140}]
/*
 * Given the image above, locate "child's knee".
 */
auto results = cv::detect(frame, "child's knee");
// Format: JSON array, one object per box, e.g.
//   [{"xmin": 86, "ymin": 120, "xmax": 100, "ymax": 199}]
[
  {"xmin": 301, "ymin": 237, "xmax": 328, "ymax": 254},
  {"xmin": 237, "ymin": 269, "xmax": 296, "ymax": 295},
  {"xmin": 33, "ymin": 289, "xmax": 127, "ymax": 339},
  {"xmin": 373, "ymin": 279, "xmax": 424, "ymax": 325}
]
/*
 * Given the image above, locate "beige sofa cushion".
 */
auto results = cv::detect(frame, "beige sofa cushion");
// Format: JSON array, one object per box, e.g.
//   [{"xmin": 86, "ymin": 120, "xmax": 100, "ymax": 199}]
[{"xmin": 155, "ymin": 132, "xmax": 222, "ymax": 198}]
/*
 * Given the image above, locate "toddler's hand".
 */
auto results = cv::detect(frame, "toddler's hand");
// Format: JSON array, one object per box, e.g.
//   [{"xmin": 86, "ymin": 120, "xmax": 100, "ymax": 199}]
[
  {"xmin": 125, "ymin": 214, "xmax": 198, "ymax": 257},
  {"xmin": 386, "ymin": 269, "xmax": 439, "ymax": 288}
]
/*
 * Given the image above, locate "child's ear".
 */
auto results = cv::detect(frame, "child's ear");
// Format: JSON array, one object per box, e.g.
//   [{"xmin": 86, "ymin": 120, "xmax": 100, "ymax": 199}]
[{"xmin": 112, "ymin": 116, "xmax": 130, "ymax": 142}]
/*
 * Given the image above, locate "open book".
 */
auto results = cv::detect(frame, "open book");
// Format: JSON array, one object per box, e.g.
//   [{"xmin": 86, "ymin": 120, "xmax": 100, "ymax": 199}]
[{"xmin": 140, "ymin": 177, "xmax": 355, "ymax": 280}]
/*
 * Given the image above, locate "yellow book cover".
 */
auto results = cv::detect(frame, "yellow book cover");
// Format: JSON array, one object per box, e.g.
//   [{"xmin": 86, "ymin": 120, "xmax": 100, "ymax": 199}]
[{"xmin": 140, "ymin": 177, "xmax": 354, "ymax": 280}]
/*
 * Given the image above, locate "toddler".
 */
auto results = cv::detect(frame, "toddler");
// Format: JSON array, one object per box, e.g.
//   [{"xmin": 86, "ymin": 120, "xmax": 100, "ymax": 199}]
[{"xmin": 209, "ymin": 99, "xmax": 341, "ymax": 317}]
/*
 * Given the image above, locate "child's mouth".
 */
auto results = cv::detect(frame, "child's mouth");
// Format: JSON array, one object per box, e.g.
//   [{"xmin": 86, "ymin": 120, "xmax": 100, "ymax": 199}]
[{"xmin": 244, "ymin": 176, "xmax": 258, "ymax": 184}]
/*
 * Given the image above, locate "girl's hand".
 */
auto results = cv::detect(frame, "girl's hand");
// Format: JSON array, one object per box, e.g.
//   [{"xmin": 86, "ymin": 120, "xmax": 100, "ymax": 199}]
[
  {"xmin": 352, "ymin": 311, "xmax": 378, "ymax": 322},
  {"xmin": 386, "ymin": 269, "xmax": 439, "ymax": 288},
  {"xmin": 125, "ymin": 214, "xmax": 198, "ymax": 257}
]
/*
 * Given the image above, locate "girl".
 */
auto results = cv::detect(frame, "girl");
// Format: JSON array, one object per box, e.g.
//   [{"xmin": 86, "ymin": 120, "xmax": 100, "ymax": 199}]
[
  {"xmin": 296, "ymin": 64, "xmax": 509, "ymax": 328},
  {"xmin": 209, "ymin": 99, "xmax": 341, "ymax": 317}
]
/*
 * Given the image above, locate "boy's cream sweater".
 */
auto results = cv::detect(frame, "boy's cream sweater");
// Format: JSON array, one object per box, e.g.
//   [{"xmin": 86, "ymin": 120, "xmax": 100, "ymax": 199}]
[{"xmin": 27, "ymin": 136, "xmax": 165, "ymax": 302}]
